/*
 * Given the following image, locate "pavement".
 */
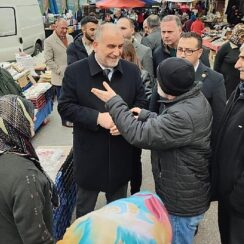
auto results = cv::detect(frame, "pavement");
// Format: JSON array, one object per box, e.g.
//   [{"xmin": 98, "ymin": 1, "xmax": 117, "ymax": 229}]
[{"xmin": 32, "ymin": 102, "xmax": 221, "ymax": 244}]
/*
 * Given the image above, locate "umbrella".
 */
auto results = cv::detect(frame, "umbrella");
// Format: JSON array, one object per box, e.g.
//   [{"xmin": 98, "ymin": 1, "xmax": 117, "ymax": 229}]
[{"xmin": 96, "ymin": 0, "xmax": 145, "ymax": 8}]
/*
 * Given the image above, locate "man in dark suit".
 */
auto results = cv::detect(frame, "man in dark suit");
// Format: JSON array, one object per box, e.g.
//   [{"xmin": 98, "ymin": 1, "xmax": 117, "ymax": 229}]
[
  {"xmin": 176, "ymin": 32, "xmax": 226, "ymax": 142},
  {"xmin": 58, "ymin": 23, "xmax": 148, "ymax": 218}
]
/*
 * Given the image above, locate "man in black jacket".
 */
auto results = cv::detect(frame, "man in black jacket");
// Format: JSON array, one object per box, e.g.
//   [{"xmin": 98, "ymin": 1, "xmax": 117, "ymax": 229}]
[
  {"xmin": 67, "ymin": 16, "xmax": 98, "ymax": 65},
  {"xmin": 92, "ymin": 57, "xmax": 212, "ymax": 244},
  {"xmin": 176, "ymin": 32, "xmax": 226, "ymax": 144},
  {"xmin": 58, "ymin": 23, "xmax": 147, "ymax": 218},
  {"xmin": 213, "ymin": 43, "xmax": 244, "ymax": 244}
]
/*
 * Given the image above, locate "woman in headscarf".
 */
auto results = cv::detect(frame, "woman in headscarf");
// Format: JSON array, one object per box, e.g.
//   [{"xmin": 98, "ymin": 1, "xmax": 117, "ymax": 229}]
[
  {"xmin": 0, "ymin": 95, "xmax": 57, "ymax": 243},
  {"xmin": 214, "ymin": 23, "xmax": 244, "ymax": 99}
]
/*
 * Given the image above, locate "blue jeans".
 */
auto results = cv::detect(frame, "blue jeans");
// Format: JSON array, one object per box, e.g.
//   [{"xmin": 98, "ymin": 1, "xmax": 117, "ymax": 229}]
[{"xmin": 169, "ymin": 213, "xmax": 204, "ymax": 244}]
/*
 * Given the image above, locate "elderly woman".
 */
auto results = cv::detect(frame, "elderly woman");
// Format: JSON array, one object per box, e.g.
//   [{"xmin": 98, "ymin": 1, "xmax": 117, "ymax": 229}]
[
  {"xmin": 0, "ymin": 95, "xmax": 57, "ymax": 243},
  {"xmin": 214, "ymin": 23, "xmax": 244, "ymax": 99}
]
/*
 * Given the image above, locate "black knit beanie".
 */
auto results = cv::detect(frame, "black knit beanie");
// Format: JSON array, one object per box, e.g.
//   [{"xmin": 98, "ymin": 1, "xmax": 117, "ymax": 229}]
[{"xmin": 157, "ymin": 57, "xmax": 195, "ymax": 96}]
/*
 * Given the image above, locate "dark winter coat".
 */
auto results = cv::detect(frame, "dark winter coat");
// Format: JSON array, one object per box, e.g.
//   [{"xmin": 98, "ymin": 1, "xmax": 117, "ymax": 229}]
[
  {"xmin": 0, "ymin": 153, "xmax": 54, "ymax": 244},
  {"xmin": 58, "ymin": 53, "xmax": 148, "ymax": 194},
  {"xmin": 214, "ymin": 41, "xmax": 240, "ymax": 99},
  {"xmin": 212, "ymin": 84, "xmax": 244, "ymax": 217},
  {"xmin": 66, "ymin": 34, "xmax": 88, "ymax": 65},
  {"xmin": 150, "ymin": 62, "xmax": 226, "ymax": 145},
  {"xmin": 105, "ymin": 82, "xmax": 212, "ymax": 216}
]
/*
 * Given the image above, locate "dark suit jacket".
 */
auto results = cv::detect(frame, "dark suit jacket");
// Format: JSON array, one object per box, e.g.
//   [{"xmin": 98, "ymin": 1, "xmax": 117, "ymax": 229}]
[
  {"xmin": 150, "ymin": 61, "xmax": 226, "ymax": 143},
  {"xmin": 58, "ymin": 53, "xmax": 148, "ymax": 193},
  {"xmin": 196, "ymin": 61, "xmax": 226, "ymax": 142}
]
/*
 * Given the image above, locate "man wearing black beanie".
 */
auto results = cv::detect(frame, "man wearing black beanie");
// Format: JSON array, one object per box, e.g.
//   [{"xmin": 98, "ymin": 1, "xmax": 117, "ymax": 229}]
[{"xmin": 91, "ymin": 57, "xmax": 212, "ymax": 244}]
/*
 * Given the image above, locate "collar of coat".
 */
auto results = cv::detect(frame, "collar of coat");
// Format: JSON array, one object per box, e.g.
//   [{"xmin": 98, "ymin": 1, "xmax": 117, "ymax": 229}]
[
  {"xmin": 88, "ymin": 52, "xmax": 124, "ymax": 77},
  {"xmin": 158, "ymin": 81, "xmax": 202, "ymax": 105}
]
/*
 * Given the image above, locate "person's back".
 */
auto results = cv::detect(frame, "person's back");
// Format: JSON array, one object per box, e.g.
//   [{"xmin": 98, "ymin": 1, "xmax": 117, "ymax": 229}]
[
  {"xmin": 141, "ymin": 14, "xmax": 161, "ymax": 52},
  {"xmin": 0, "ymin": 153, "xmax": 53, "ymax": 243},
  {"xmin": 0, "ymin": 95, "xmax": 55, "ymax": 244},
  {"xmin": 191, "ymin": 18, "xmax": 204, "ymax": 35}
]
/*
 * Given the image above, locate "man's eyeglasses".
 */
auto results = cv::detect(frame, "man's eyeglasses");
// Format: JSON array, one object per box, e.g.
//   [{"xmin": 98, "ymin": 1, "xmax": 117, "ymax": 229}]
[{"xmin": 177, "ymin": 47, "xmax": 200, "ymax": 56}]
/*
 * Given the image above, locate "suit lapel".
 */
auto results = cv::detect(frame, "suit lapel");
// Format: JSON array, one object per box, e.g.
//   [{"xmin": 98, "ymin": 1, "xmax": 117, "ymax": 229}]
[{"xmin": 195, "ymin": 61, "xmax": 208, "ymax": 82}]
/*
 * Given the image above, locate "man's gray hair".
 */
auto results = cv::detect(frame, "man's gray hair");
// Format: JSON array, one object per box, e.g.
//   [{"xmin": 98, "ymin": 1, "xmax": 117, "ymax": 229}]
[
  {"xmin": 147, "ymin": 14, "xmax": 160, "ymax": 29},
  {"xmin": 161, "ymin": 15, "xmax": 182, "ymax": 28},
  {"xmin": 94, "ymin": 23, "xmax": 120, "ymax": 41}
]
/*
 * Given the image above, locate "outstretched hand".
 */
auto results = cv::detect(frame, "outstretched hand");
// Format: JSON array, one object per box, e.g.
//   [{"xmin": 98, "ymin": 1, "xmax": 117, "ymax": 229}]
[{"xmin": 91, "ymin": 82, "xmax": 116, "ymax": 102}]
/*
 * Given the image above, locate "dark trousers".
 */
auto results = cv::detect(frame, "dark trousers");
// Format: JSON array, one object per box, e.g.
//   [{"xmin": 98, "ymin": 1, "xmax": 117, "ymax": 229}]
[
  {"xmin": 76, "ymin": 183, "xmax": 128, "ymax": 218},
  {"xmin": 218, "ymin": 200, "xmax": 244, "ymax": 244},
  {"xmin": 130, "ymin": 147, "xmax": 142, "ymax": 195}
]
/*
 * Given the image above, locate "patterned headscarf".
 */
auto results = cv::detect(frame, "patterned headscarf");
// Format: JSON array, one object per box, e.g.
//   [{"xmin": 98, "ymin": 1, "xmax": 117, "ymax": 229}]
[
  {"xmin": 0, "ymin": 95, "xmax": 59, "ymax": 207},
  {"xmin": 0, "ymin": 95, "xmax": 37, "ymax": 158},
  {"xmin": 229, "ymin": 23, "xmax": 244, "ymax": 46}
]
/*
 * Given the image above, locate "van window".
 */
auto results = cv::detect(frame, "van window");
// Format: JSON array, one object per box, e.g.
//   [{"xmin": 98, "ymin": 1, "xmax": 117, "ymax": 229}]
[{"xmin": 0, "ymin": 7, "xmax": 16, "ymax": 37}]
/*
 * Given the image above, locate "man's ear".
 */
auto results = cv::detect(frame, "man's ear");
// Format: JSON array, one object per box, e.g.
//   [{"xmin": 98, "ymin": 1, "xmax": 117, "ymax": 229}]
[
  {"xmin": 93, "ymin": 41, "xmax": 98, "ymax": 51},
  {"xmin": 198, "ymin": 48, "xmax": 203, "ymax": 58},
  {"xmin": 81, "ymin": 25, "xmax": 86, "ymax": 33}
]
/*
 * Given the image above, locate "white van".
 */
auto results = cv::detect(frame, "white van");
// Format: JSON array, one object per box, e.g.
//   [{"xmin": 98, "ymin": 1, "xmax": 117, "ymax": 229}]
[{"xmin": 0, "ymin": 0, "xmax": 45, "ymax": 62}]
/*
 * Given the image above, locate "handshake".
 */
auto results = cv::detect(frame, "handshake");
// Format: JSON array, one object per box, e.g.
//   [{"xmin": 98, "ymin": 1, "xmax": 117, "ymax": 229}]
[
  {"xmin": 93, "ymin": 82, "xmax": 141, "ymax": 136},
  {"xmin": 97, "ymin": 112, "xmax": 120, "ymax": 136},
  {"xmin": 97, "ymin": 107, "xmax": 141, "ymax": 136}
]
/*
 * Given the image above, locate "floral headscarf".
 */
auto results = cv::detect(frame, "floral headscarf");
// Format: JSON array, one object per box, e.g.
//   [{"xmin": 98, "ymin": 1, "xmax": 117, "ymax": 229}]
[{"xmin": 229, "ymin": 23, "xmax": 244, "ymax": 46}]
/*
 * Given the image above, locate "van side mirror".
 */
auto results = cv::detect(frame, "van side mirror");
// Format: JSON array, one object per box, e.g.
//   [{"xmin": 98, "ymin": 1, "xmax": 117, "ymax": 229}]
[{"xmin": 19, "ymin": 37, "xmax": 23, "ymax": 44}]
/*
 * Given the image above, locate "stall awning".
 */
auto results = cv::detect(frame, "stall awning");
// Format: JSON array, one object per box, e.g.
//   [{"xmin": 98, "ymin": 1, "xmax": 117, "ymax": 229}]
[
  {"xmin": 163, "ymin": 0, "xmax": 193, "ymax": 2},
  {"xmin": 96, "ymin": 0, "xmax": 145, "ymax": 8}
]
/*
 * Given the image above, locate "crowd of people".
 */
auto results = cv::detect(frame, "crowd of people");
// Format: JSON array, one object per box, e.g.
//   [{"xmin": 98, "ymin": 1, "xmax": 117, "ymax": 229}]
[{"xmin": 0, "ymin": 4, "xmax": 244, "ymax": 244}]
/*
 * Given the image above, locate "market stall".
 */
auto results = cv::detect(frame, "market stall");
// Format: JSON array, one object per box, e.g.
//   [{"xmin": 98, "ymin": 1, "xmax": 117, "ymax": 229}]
[{"xmin": 0, "ymin": 54, "xmax": 54, "ymax": 132}]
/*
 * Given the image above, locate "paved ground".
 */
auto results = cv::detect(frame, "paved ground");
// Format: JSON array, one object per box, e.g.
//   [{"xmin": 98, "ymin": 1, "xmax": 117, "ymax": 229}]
[{"xmin": 32, "ymin": 102, "xmax": 221, "ymax": 243}]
